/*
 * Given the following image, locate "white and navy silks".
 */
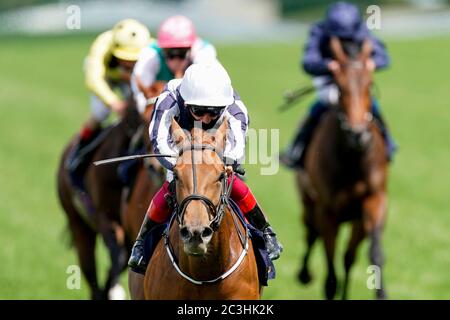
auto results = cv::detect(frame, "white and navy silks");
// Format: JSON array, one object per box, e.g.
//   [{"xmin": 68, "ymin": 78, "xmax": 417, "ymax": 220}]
[{"xmin": 149, "ymin": 79, "xmax": 249, "ymax": 182}]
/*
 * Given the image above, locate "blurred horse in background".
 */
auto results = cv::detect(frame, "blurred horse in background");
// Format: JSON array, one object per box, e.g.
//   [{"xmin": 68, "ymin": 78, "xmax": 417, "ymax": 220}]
[
  {"xmin": 57, "ymin": 99, "xmax": 142, "ymax": 299},
  {"xmin": 297, "ymin": 37, "xmax": 389, "ymax": 299}
]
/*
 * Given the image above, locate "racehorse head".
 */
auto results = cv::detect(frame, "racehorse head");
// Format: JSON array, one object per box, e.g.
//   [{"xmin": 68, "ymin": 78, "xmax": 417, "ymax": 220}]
[
  {"xmin": 330, "ymin": 37, "xmax": 374, "ymax": 152},
  {"xmin": 170, "ymin": 119, "xmax": 228, "ymax": 256}
]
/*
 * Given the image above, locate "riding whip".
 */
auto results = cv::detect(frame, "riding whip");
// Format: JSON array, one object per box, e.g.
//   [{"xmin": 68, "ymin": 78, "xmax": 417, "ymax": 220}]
[{"xmin": 93, "ymin": 153, "xmax": 176, "ymax": 166}]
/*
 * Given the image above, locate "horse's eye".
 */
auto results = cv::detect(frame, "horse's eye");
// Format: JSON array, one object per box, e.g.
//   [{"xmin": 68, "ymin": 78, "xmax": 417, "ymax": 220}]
[{"xmin": 217, "ymin": 172, "xmax": 225, "ymax": 181}]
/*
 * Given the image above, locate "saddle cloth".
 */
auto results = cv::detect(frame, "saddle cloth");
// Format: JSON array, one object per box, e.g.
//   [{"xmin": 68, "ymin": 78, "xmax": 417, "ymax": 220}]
[{"xmin": 134, "ymin": 199, "xmax": 276, "ymax": 286}]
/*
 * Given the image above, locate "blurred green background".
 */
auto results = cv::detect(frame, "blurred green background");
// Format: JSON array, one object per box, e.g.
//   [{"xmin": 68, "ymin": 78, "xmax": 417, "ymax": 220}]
[
  {"xmin": 0, "ymin": 0, "xmax": 450, "ymax": 299},
  {"xmin": 1, "ymin": 31, "xmax": 450, "ymax": 299}
]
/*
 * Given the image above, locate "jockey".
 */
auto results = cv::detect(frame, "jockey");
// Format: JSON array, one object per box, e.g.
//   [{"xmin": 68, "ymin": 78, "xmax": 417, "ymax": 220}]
[
  {"xmin": 68, "ymin": 19, "xmax": 151, "ymax": 172},
  {"xmin": 280, "ymin": 2, "xmax": 397, "ymax": 169},
  {"xmin": 128, "ymin": 63, "xmax": 283, "ymax": 273},
  {"xmin": 132, "ymin": 15, "xmax": 217, "ymax": 115}
]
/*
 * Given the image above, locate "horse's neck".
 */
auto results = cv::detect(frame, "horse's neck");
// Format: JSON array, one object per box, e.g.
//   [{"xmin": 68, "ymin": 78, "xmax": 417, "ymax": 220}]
[
  {"xmin": 319, "ymin": 113, "xmax": 365, "ymax": 175},
  {"xmin": 323, "ymin": 112, "xmax": 384, "ymax": 179},
  {"xmin": 142, "ymin": 126, "xmax": 153, "ymax": 152},
  {"xmin": 176, "ymin": 208, "xmax": 241, "ymax": 280},
  {"xmin": 119, "ymin": 106, "xmax": 142, "ymax": 137}
]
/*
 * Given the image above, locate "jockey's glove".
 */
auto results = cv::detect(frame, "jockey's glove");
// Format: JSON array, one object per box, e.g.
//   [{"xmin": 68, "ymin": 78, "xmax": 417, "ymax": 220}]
[{"xmin": 224, "ymin": 157, "xmax": 246, "ymax": 176}]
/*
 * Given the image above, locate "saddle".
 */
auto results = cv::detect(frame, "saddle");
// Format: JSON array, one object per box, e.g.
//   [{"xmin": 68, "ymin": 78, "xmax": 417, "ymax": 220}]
[
  {"xmin": 66, "ymin": 125, "xmax": 116, "ymax": 226},
  {"xmin": 66, "ymin": 126, "xmax": 113, "ymax": 189},
  {"xmin": 117, "ymin": 125, "xmax": 164, "ymax": 199},
  {"xmin": 135, "ymin": 199, "xmax": 276, "ymax": 286}
]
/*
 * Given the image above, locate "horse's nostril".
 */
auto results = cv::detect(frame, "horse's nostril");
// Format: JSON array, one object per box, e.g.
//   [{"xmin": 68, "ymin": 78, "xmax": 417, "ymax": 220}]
[
  {"xmin": 359, "ymin": 132, "xmax": 369, "ymax": 145},
  {"xmin": 179, "ymin": 226, "xmax": 190, "ymax": 240},
  {"xmin": 201, "ymin": 227, "xmax": 213, "ymax": 239}
]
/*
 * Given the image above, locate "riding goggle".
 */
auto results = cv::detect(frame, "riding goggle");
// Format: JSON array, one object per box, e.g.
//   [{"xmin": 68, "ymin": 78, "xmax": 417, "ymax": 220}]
[
  {"xmin": 188, "ymin": 105, "xmax": 225, "ymax": 117},
  {"xmin": 164, "ymin": 48, "xmax": 190, "ymax": 60}
]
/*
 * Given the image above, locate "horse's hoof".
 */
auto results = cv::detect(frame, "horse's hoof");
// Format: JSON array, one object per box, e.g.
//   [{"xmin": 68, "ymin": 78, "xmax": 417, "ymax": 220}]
[
  {"xmin": 298, "ymin": 268, "xmax": 312, "ymax": 284},
  {"xmin": 376, "ymin": 290, "xmax": 387, "ymax": 300},
  {"xmin": 91, "ymin": 289, "xmax": 104, "ymax": 300},
  {"xmin": 108, "ymin": 284, "xmax": 127, "ymax": 300},
  {"xmin": 325, "ymin": 278, "xmax": 338, "ymax": 300}
]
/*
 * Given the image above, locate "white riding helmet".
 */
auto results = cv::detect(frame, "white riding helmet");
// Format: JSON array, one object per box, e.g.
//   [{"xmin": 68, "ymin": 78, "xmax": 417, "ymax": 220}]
[{"xmin": 180, "ymin": 62, "xmax": 234, "ymax": 107}]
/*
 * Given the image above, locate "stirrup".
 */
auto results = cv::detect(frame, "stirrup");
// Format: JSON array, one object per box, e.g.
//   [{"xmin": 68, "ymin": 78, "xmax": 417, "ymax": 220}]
[
  {"xmin": 128, "ymin": 240, "xmax": 147, "ymax": 273},
  {"xmin": 280, "ymin": 141, "xmax": 305, "ymax": 170},
  {"xmin": 263, "ymin": 227, "xmax": 283, "ymax": 261}
]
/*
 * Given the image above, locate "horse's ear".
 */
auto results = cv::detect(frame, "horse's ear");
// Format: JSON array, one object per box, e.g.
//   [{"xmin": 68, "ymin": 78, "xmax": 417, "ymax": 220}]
[
  {"xmin": 171, "ymin": 119, "xmax": 188, "ymax": 147},
  {"xmin": 213, "ymin": 119, "xmax": 228, "ymax": 151},
  {"xmin": 330, "ymin": 37, "xmax": 347, "ymax": 64},
  {"xmin": 359, "ymin": 38, "xmax": 373, "ymax": 62}
]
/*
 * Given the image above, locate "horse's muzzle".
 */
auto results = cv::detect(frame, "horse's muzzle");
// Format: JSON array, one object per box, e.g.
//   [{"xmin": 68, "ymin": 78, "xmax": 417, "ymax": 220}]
[
  {"xmin": 338, "ymin": 111, "xmax": 373, "ymax": 152},
  {"xmin": 180, "ymin": 225, "xmax": 214, "ymax": 256},
  {"xmin": 343, "ymin": 125, "xmax": 372, "ymax": 152}
]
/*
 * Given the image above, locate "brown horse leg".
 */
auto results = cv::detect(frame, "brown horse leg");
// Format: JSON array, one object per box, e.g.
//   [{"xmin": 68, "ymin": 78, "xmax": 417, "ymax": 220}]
[
  {"xmin": 363, "ymin": 192, "xmax": 387, "ymax": 299},
  {"xmin": 99, "ymin": 222, "xmax": 128, "ymax": 299},
  {"xmin": 342, "ymin": 220, "xmax": 365, "ymax": 300},
  {"xmin": 65, "ymin": 205, "xmax": 102, "ymax": 299},
  {"xmin": 322, "ymin": 215, "xmax": 339, "ymax": 300},
  {"xmin": 298, "ymin": 219, "xmax": 318, "ymax": 284},
  {"xmin": 128, "ymin": 270, "xmax": 145, "ymax": 300},
  {"xmin": 72, "ymin": 223, "xmax": 102, "ymax": 299},
  {"xmin": 57, "ymin": 174, "xmax": 102, "ymax": 299},
  {"xmin": 369, "ymin": 225, "xmax": 386, "ymax": 299}
]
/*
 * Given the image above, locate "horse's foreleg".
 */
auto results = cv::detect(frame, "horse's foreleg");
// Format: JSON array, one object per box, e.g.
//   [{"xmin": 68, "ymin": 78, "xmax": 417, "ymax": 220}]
[
  {"xmin": 69, "ymin": 214, "xmax": 101, "ymax": 299},
  {"xmin": 363, "ymin": 192, "xmax": 387, "ymax": 300},
  {"xmin": 369, "ymin": 225, "xmax": 386, "ymax": 299},
  {"xmin": 100, "ymin": 222, "xmax": 128, "ymax": 300},
  {"xmin": 322, "ymin": 216, "xmax": 339, "ymax": 300},
  {"xmin": 342, "ymin": 220, "xmax": 365, "ymax": 300},
  {"xmin": 59, "ymin": 182, "xmax": 101, "ymax": 299},
  {"xmin": 298, "ymin": 219, "xmax": 318, "ymax": 284}
]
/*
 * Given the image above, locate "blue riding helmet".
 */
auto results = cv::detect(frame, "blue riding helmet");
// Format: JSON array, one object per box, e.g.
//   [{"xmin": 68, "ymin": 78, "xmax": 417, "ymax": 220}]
[{"xmin": 325, "ymin": 2, "xmax": 366, "ymax": 40}]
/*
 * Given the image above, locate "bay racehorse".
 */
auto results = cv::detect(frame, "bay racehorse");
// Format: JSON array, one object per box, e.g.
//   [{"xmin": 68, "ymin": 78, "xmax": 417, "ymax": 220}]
[
  {"xmin": 57, "ymin": 100, "xmax": 142, "ymax": 299},
  {"xmin": 138, "ymin": 119, "xmax": 260, "ymax": 299},
  {"xmin": 297, "ymin": 37, "xmax": 389, "ymax": 299}
]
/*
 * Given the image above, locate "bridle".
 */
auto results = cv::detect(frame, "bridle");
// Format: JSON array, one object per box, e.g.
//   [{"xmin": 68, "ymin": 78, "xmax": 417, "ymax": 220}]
[
  {"xmin": 175, "ymin": 144, "xmax": 232, "ymax": 231},
  {"xmin": 163, "ymin": 143, "xmax": 249, "ymax": 285},
  {"xmin": 333, "ymin": 61, "xmax": 375, "ymax": 133},
  {"xmin": 335, "ymin": 108, "xmax": 374, "ymax": 133}
]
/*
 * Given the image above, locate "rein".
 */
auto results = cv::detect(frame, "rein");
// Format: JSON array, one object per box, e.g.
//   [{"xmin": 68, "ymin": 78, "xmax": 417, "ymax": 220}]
[
  {"xmin": 176, "ymin": 144, "xmax": 230, "ymax": 231},
  {"xmin": 164, "ymin": 143, "xmax": 249, "ymax": 285},
  {"xmin": 334, "ymin": 108, "xmax": 374, "ymax": 132}
]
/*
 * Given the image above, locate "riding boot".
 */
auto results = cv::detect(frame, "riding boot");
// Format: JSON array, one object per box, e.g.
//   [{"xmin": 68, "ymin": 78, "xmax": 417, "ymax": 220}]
[
  {"xmin": 128, "ymin": 214, "xmax": 161, "ymax": 273},
  {"xmin": 280, "ymin": 114, "xmax": 318, "ymax": 169},
  {"xmin": 371, "ymin": 106, "xmax": 398, "ymax": 162},
  {"xmin": 280, "ymin": 101, "xmax": 327, "ymax": 170},
  {"xmin": 67, "ymin": 127, "xmax": 100, "ymax": 173},
  {"xmin": 247, "ymin": 204, "xmax": 283, "ymax": 260}
]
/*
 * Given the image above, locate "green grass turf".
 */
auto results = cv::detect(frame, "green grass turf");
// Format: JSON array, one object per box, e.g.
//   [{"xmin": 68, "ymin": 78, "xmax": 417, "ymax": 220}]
[{"xmin": 0, "ymin": 34, "xmax": 449, "ymax": 299}]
